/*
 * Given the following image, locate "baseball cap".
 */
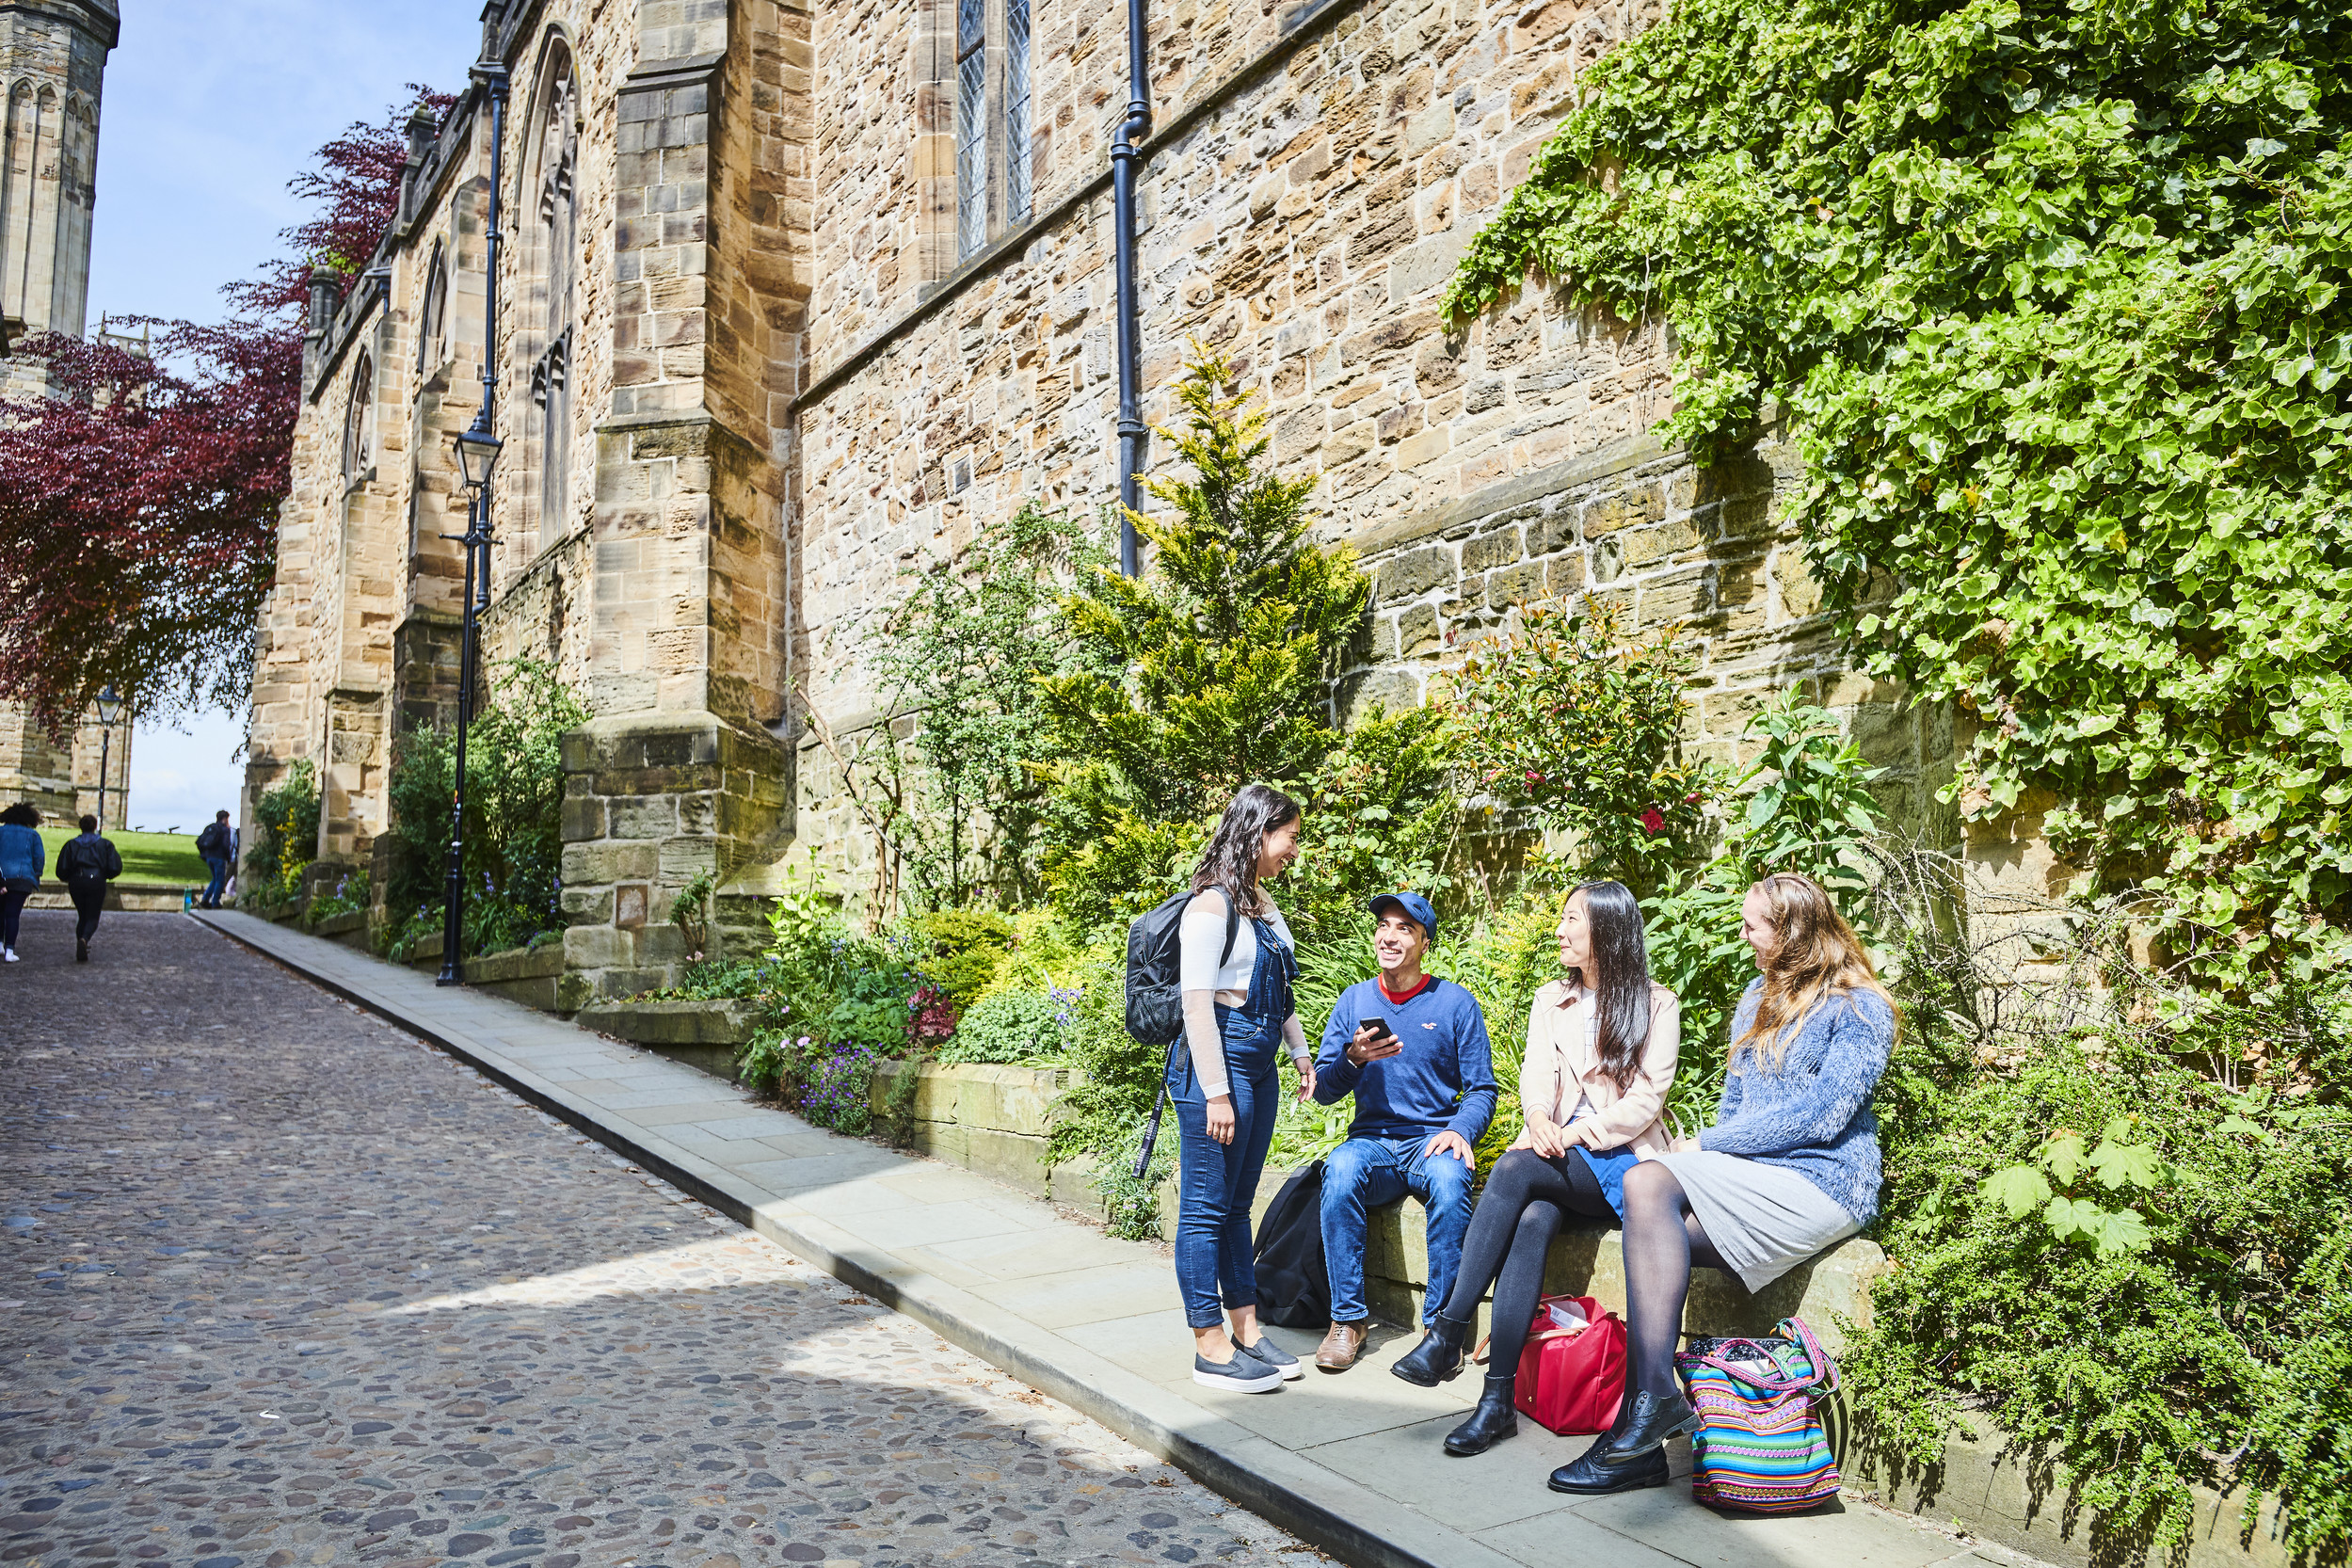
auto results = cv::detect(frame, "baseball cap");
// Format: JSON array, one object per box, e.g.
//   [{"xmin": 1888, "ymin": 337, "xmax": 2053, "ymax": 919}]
[{"xmin": 1368, "ymin": 891, "xmax": 1438, "ymax": 946}]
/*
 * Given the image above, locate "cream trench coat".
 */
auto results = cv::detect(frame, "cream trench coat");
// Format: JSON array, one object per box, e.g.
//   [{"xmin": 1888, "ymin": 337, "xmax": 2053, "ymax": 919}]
[{"xmin": 1517, "ymin": 978, "xmax": 1682, "ymax": 1159}]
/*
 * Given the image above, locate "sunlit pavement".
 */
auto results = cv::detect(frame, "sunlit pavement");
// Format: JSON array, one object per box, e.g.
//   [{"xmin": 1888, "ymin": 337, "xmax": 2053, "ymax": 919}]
[{"xmin": 0, "ymin": 910, "xmax": 1307, "ymax": 1567}]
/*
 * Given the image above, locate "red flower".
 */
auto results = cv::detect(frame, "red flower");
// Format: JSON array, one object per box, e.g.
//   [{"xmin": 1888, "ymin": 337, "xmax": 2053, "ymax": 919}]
[{"xmin": 1640, "ymin": 808, "xmax": 1667, "ymax": 837}]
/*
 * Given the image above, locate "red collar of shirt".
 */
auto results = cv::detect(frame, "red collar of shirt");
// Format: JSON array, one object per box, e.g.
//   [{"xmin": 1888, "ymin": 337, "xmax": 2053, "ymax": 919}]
[{"xmin": 1378, "ymin": 973, "xmax": 1435, "ymax": 1007}]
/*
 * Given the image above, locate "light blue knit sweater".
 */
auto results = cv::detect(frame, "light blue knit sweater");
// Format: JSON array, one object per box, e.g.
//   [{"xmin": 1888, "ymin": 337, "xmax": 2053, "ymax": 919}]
[{"xmin": 1698, "ymin": 977, "xmax": 1894, "ymax": 1224}]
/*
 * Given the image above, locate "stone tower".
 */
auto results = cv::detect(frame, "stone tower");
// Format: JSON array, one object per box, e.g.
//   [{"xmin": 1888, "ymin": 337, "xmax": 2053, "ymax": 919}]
[
  {"xmin": 0, "ymin": 0, "xmax": 115, "ymax": 397},
  {"xmin": 0, "ymin": 0, "xmax": 123, "ymax": 824}
]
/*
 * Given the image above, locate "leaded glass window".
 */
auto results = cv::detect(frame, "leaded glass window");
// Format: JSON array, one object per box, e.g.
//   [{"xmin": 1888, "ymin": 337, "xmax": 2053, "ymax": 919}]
[
  {"xmin": 955, "ymin": 0, "xmax": 986, "ymax": 260},
  {"xmin": 1004, "ymin": 0, "xmax": 1032, "ymax": 225}
]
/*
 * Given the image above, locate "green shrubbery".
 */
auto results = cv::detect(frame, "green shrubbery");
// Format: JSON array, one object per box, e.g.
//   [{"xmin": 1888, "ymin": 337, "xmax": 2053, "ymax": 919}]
[
  {"xmin": 382, "ymin": 659, "xmax": 588, "ymax": 961},
  {"xmin": 243, "ymin": 759, "xmax": 319, "ymax": 912}
]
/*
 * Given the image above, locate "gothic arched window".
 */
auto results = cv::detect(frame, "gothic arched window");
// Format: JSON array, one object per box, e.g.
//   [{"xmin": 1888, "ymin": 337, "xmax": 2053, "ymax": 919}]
[
  {"xmin": 341, "ymin": 351, "xmax": 376, "ymax": 485},
  {"xmin": 522, "ymin": 44, "xmax": 581, "ymax": 547},
  {"xmin": 952, "ymin": 0, "xmax": 1032, "ymax": 263},
  {"xmin": 415, "ymin": 242, "xmax": 448, "ymax": 376}
]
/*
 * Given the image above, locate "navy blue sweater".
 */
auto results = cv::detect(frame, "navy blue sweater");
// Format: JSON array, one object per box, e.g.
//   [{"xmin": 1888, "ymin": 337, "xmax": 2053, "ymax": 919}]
[{"xmin": 1313, "ymin": 976, "xmax": 1497, "ymax": 1144}]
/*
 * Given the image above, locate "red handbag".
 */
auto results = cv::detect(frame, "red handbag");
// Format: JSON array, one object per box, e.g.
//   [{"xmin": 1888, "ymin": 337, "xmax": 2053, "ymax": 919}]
[{"xmin": 1512, "ymin": 1293, "xmax": 1627, "ymax": 1436}]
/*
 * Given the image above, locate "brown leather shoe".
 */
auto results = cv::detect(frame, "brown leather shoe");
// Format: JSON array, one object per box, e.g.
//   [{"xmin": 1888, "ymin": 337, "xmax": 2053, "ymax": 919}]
[{"xmin": 1315, "ymin": 1320, "xmax": 1368, "ymax": 1371}]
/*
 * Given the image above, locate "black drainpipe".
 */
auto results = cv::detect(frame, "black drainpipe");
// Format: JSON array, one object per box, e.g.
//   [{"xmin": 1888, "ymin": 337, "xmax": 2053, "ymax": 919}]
[{"xmin": 1111, "ymin": 0, "xmax": 1151, "ymax": 575}]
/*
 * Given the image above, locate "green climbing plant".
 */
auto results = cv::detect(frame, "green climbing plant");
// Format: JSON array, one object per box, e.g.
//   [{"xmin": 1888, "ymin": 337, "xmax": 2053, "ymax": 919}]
[{"xmin": 1448, "ymin": 0, "xmax": 2352, "ymax": 994}]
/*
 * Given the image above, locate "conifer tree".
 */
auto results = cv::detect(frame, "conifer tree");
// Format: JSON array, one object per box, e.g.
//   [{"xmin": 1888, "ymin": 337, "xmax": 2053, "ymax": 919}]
[{"xmin": 1040, "ymin": 347, "xmax": 1368, "ymax": 926}]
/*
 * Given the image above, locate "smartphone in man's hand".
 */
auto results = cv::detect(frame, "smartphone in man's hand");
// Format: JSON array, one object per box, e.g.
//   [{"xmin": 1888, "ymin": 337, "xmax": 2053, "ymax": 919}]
[{"xmin": 1350, "ymin": 1016, "xmax": 1404, "ymax": 1064}]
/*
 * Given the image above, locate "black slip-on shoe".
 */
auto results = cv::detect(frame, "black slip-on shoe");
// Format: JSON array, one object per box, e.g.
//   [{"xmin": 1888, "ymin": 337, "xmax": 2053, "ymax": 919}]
[
  {"xmin": 1192, "ymin": 1352, "xmax": 1285, "ymax": 1393},
  {"xmin": 1238, "ymin": 1337, "xmax": 1304, "ymax": 1381}
]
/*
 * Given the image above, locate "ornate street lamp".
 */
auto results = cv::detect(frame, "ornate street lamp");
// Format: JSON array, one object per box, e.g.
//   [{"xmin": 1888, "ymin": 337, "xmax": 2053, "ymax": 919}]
[
  {"xmin": 91, "ymin": 685, "xmax": 122, "ymax": 832},
  {"xmin": 439, "ymin": 47, "xmax": 512, "ymax": 988}
]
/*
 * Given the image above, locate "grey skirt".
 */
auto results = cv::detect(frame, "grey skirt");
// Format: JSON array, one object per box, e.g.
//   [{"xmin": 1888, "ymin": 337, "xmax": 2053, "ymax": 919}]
[{"xmin": 1649, "ymin": 1150, "xmax": 1862, "ymax": 1292}]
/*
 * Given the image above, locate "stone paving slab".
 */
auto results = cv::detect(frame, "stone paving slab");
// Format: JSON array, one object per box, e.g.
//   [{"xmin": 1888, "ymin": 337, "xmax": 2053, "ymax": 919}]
[{"xmin": 193, "ymin": 909, "xmax": 2034, "ymax": 1568}]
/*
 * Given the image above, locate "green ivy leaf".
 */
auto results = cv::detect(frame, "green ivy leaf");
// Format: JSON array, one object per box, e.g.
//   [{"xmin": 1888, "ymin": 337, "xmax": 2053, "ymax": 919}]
[
  {"xmin": 2044, "ymin": 1193, "xmax": 2106, "ymax": 1244},
  {"xmin": 1983, "ymin": 1163, "xmax": 2053, "ymax": 1219},
  {"xmin": 2088, "ymin": 1138, "xmax": 2167, "ymax": 1192},
  {"xmin": 2042, "ymin": 1132, "xmax": 2087, "ymax": 1186},
  {"xmin": 2091, "ymin": 1206, "xmax": 2155, "ymax": 1256}
]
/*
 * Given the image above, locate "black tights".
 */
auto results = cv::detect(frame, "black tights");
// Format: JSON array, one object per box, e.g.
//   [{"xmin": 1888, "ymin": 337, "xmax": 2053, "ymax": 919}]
[
  {"xmin": 1439, "ymin": 1148, "xmax": 1613, "ymax": 1377},
  {"xmin": 1619, "ymin": 1160, "xmax": 1728, "ymax": 1399}
]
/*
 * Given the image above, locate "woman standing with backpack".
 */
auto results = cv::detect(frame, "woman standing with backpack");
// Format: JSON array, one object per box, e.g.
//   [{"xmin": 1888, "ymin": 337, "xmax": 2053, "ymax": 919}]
[{"xmin": 1167, "ymin": 784, "xmax": 1318, "ymax": 1393}]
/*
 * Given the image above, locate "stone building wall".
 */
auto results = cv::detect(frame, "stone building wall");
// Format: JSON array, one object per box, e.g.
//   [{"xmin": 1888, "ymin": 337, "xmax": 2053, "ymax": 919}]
[
  {"xmin": 786, "ymin": 0, "xmax": 1952, "ymax": 906},
  {"xmin": 252, "ymin": 0, "xmax": 803, "ymax": 1001},
  {"xmin": 256, "ymin": 0, "xmax": 1963, "ymax": 1003},
  {"xmin": 0, "ymin": 0, "xmax": 113, "ymax": 398}
]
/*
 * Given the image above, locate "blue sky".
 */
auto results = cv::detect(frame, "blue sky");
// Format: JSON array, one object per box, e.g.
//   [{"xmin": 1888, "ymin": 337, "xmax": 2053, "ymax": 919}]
[{"xmin": 89, "ymin": 0, "xmax": 482, "ymax": 831}]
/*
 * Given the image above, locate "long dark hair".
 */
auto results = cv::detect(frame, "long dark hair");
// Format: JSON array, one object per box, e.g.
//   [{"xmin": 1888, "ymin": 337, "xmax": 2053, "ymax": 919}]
[
  {"xmin": 1191, "ymin": 784, "xmax": 1301, "ymax": 917},
  {"xmin": 1565, "ymin": 879, "xmax": 1654, "ymax": 1092}
]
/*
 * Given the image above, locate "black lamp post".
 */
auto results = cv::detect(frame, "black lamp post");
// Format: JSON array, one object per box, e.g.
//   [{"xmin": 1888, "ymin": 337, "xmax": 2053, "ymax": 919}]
[
  {"xmin": 1111, "ymin": 0, "xmax": 1152, "ymax": 576},
  {"xmin": 439, "ymin": 51, "xmax": 511, "ymax": 987},
  {"xmin": 91, "ymin": 685, "xmax": 122, "ymax": 831}
]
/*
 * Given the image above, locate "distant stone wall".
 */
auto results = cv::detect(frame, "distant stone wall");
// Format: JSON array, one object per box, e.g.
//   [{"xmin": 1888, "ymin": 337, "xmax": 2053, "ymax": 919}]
[{"xmin": 787, "ymin": 0, "xmax": 1953, "ymax": 906}]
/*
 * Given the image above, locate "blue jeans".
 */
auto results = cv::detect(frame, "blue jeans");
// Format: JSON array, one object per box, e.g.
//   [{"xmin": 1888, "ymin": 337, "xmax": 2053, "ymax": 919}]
[
  {"xmin": 202, "ymin": 856, "xmax": 230, "ymax": 907},
  {"xmin": 1320, "ymin": 1133, "xmax": 1478, "ymax": 1325},
  {"xmin": 1168, "ymin": 1006, "xmax": 1283, "ymax": 1329}
]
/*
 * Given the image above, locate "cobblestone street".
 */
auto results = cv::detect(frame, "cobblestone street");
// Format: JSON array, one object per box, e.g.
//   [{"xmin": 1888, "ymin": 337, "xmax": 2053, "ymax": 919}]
[{"xmin": 0, "ymin": 912, "xmax": 1308, "ymax": 1568}]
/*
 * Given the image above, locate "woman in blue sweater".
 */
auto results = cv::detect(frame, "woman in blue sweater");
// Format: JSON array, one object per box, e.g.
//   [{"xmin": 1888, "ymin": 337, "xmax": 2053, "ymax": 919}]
[
  {"xmin": 1549, "ymin": 872, "xmax": 1896, "ymax": 1496},
  {"xmin": 0, "ymin": 802, "xmax": 45, "ymax": 963}
]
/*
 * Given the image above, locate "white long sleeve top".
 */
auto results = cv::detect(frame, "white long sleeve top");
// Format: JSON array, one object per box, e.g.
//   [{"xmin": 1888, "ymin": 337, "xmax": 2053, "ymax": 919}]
[{"xmin": 1177, "ymin": 888, "xmax": 1305, "ymax": 1097}]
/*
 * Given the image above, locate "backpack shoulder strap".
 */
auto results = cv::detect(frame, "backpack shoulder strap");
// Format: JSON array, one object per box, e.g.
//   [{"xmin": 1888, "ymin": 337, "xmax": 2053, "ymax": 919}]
[{"xmin": 1219, "ymin": 887, "xmax": 1240, "ymax": 969}]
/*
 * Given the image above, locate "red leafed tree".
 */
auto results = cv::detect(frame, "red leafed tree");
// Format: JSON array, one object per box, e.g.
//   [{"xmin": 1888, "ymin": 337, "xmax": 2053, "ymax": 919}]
[{"xmin": 0, "ymin": 86, "xmax": 452, "ymax": 733}]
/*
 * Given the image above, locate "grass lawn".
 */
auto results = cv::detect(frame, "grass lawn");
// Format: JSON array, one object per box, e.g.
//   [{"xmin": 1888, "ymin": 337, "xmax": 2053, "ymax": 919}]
[{"xmin": 37, "ymin": 827, "xmax": 212, "ymax": 885}]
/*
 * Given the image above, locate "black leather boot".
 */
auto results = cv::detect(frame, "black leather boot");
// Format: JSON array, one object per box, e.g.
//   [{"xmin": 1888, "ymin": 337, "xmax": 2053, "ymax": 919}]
[
  {"xmin": 1548, "ymin": 1439, "xmax": 1671, "ymax": 1495},
  {"xmin": 1443, "ymin": 1374, "xmax": 1520, "ymax": 1456},
  {"xmin": 1390, "ymin": 1312, "xmax": 1470, "ymax": 1387},
  {"xmin": 1601, "ymin": 1388, "xmax": 1702, "ymax": 1459}
]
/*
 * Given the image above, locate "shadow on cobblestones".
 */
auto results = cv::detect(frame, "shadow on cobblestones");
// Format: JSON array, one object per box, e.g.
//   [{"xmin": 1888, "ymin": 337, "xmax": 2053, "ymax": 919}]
[{"xmin": 0, "ymin": 912, "xmax": 1313, "ymax": 1568}]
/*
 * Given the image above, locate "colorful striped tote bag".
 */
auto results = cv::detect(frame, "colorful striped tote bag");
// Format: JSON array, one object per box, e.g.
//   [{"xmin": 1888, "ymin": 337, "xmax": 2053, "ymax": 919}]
[{"xmin": 1673, "ymin": 1316, "xmax": 1841, "ymax": 1512}]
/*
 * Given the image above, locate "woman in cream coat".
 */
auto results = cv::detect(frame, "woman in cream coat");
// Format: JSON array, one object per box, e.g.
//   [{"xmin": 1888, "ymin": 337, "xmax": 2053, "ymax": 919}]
[{"xmin": 1390, "ymin": 879, "xmax": 1681, "ymax": 1458}]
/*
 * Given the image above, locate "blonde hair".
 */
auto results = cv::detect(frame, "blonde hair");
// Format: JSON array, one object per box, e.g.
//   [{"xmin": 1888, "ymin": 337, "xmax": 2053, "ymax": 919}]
[{"xmin": 1733, "ymin": 872, "xmax": 1894, "ymax": 1071}]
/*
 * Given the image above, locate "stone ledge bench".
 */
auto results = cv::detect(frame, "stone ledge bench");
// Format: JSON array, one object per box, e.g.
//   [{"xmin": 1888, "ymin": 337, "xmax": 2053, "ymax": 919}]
[{"xmin": 1243, "ymin": 1167, "xmax": 1885, "ymax": 1352}]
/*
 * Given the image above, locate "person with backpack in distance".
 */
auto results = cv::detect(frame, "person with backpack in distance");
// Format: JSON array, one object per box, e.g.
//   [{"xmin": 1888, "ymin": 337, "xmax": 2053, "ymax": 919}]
[
  {"xmin": 1544, "ymin": 872, "xmax": 1894, "ymax": 1497},
  {"xmin": 0, "ymin": 802, "xmax": 43, "ymax": 963},
  {"xmin": 56, "ymin": 814, "xmax": 123, "ymax": 963},
  {"xmin": 1390, "ymin": 880, "xmax": 1680, "ymax": 1455},
  {"xmin": 196, "ymin": 810, "xmax": 235, "ymax": 908},
  {"xmin": 1306, "ymin": 890, "xmax": 1496, "ymax": 1371},
  {"xmin": 1140, "ymin": 784, "xmax": 1316, "ymax": 1393}
]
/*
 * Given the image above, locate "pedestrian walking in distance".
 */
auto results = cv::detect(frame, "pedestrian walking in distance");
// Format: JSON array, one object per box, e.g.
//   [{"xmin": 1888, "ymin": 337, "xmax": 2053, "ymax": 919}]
[
  {"xmin": 195, "ymin": 810, "xmax": 235, "ymax": 908},
  {"xmin": 57, "ymin": 814, "xmax": 122, "ymax": 964},
  {"xmin": 0, "ymin": 802, "xmax": 40, "ymax": 963}
]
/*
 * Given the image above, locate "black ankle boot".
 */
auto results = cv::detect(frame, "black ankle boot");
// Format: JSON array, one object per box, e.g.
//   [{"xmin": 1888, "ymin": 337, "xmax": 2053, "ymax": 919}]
[
  {"xmin": 1601, "ymin": 1388, "xmax": 1702, "ymax": 1459},
  {"xmin": 1443, "ymin": 1374, "xmax": 1519, "ymax": 1456},
  {"xmin": 1391, "ymin": 1312, "xmax": 1470, "ymax": 1387},
  {"xmin": 1548, "ymin": 1439, "xmax": 1671, "ymax": 1495}
]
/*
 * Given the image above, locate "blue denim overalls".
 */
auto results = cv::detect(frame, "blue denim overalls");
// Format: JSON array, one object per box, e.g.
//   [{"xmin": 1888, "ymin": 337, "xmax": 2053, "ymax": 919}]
[{"xmin": 1167, "ymin": 913, "xmax": 1296, "ymax": 1328}]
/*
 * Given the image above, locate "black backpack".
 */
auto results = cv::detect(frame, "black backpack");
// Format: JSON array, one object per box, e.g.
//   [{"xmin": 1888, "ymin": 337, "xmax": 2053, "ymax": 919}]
[
  {"xmin": 1125, "ymin": 887, "xmax": 1238, "ymax": 1045},
  {"xmin": 1252, "ymin": 1163, "xmax": 1331, "ymax": 1328},
  {"xmin": 1125, "ymin": 887, "xmax": 1239, "ymax": 1177}
]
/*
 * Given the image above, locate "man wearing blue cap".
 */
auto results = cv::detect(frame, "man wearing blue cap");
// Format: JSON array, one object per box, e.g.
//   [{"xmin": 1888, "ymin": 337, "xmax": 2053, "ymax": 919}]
[{"xmin": 1308, "ymin": 891, "xmax": 1497, "ymax": 1370}]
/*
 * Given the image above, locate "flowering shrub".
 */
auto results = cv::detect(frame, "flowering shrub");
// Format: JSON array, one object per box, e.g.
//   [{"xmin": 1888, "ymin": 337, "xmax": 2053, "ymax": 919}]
[
  {"xmin": 794, "ymin": 1039, "xmax": 876, "ymax": 1136},
  {"xmin": 1441, "ymin": 597, "xmax": 1717, "ymax": 889},
  {"xmin": 938, "ymin": 986, "xmax": 1081, "ymax": 1065}
]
